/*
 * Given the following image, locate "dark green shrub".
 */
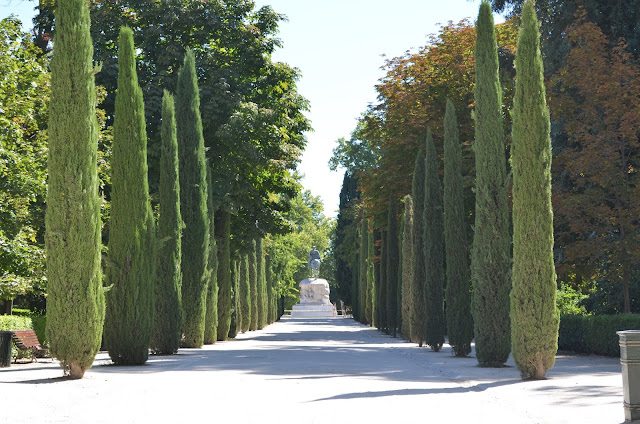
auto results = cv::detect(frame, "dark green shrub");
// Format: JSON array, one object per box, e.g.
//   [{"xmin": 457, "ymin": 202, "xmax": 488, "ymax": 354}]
[{"xmin": 558, "ymin": 314, "xmax": 640, "ymax": 356}]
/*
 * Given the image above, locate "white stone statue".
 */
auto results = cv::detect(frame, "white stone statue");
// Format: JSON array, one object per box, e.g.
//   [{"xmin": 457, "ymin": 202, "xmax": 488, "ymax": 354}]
[
  {"xmin": 299, "ymin": 278, "xmax": 330, "ymax": 305},
  {"xmin": 308, "ymin": 246, "xmax": 321, "ymax": 278}
]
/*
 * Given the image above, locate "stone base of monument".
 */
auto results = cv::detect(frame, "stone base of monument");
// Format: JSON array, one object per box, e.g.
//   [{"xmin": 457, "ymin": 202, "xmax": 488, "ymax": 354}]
[{"xmin": 290, "ymin": 278, "xmax": 336, "ymax": 318}]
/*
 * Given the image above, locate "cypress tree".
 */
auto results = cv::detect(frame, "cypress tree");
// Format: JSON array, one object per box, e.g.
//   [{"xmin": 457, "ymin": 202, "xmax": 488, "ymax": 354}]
[
  {"xmin": 104, "ymin": 26, "xmax": 156, "ymax": 365},
  {"xmin": 378, "ymin": 230, "xmax": 388, "ymax": 333},
  {"xmin": 372, "ymin": 230, "xmax": 381, "ymax": 328},
  {"xmin": 401, "ymin": 195, "xmax": 414, "ymax": 340},
  {"xmin": 444, "ymin": 99, "xmax": 473, "ymax": 357},
  {"xmin": 510, "ymin": 0, "xmax": 559, "ymax": 380},
  {"xmin": 215, "ymin": 210, "xmax": 232, "ymax": 340},
  {"xmin": 424, "ymin": 129, "xmax": 446, "ymax": 351},
  {"xmin": 472, "ymin": 0, "xmax": 512, "ymax": 366},
  {"xmin": 366, "ymin": 221, "xmax": 375, "ymax": 326},
  {"xmin": 249, "ymin": 239, "xmax": 258, "ymax": 331},
  {"xmin": 203, "ymin": 168, "xmax": 218, "ymax": 345},
  {"xmin": 256, "ymin": 238, "xmax": 267, "ymax": 330},
  {"xmin": 386, "ymin": 197, "xmax": 400, "ymax": 337},
  {"xmin": 359, "ymin": 219, "xmax": 369, "ymax": 324},
  {"xmin": 239, "ymin": 253, "xmax": 251, "ymax": 332},
  {"xmin": 151, "ymin": 91, "xmax": 183, "ymax": 355},
  {"xmin": 45, "ymin": 0, "xmax": 105, "ymax": 379},
  {"xmin": 266, "ymin": 254, "xmax": 275, "ymax": 324},
  {"xmin": 228, "ymin": 259, "xmax": 240, "ymax": 339},
  {"xmin": 177, "ymin": 50, "xmax": 209, "ymax": 348},
  {"xmin": 410, "ymin": 150, "xmax": 427, "ymax": 346}
]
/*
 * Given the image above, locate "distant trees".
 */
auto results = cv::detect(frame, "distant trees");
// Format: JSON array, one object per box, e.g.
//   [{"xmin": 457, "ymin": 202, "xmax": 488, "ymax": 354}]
[
  {"xmin": 400, "ymin": 196, "xmax": 414, "ymax": 339},
  {"xmin": 386, "ymin": 197, "xmax": 399, "ymax": 337},
  {"xmin": 104, "ymin": 27, "xmax": 156, "ymax": 366},
  {"xmin": 204, "ymin": 169, "xmax": 218, "ymax": 345},
  {"xmin": 45, "ymin": 0, "xmax": 105, "ymax": 379},
  {"xmin": 177, "ymin": 50, "xmax": 209, "ymax": 348},
  {"xmin": 410, "ymin": 150, "xmax": 427, "ymax": 346},
  {"xmin": 216, "ymin": 210, "xmax": 231, "ymax": 340}
]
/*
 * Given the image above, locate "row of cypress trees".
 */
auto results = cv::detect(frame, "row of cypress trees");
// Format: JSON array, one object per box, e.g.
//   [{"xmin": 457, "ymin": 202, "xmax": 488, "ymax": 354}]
[
  {"xmin": 45, "ymin": 0, "xmax": 281, "ymax": 377},
  {"xmin": 352, "ymin": 0, "xmax": 558, "ymax": 379}
]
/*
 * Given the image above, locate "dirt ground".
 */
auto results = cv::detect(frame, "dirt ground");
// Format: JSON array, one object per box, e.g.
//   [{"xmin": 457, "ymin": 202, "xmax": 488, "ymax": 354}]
[{"xmin": 0, "ymin": 317, "xmax": 624, "ymax": 423}]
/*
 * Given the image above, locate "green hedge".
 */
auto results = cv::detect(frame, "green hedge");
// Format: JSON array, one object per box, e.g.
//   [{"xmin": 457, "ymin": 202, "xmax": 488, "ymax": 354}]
[
  {"xmin": 0, "ymin": 314, "xmax": 47, "ymax": 344},
  {"xmin": 559, "ymin": 313, "xmax": 640, "ymax": 357}
]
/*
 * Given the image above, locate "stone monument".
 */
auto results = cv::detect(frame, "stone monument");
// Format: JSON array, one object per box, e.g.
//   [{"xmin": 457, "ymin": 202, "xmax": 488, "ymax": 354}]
[{"xmin": 290, "ymin": 247, "xmax": 335, "ymax": 318}]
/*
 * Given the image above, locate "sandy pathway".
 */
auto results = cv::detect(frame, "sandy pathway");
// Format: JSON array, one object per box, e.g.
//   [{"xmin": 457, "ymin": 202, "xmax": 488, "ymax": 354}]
[{"xmin": 1, "ymin": 317, "xmax": 623, "ymax": 423}]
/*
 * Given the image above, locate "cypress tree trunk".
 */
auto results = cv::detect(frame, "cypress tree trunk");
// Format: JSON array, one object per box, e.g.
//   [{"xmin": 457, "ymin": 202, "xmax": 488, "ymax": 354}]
[
  {"xmin": 472, "ymin": 0, "xmax": 512, "ymax": 366},
  {"xmin": 378, "ymin": 230, "xmax": 388, "ymax": 333},
  {"xmin": 177, "ymin": 50, "xmax": 209, "ymax": 348},
  {"xmin": 386, "ymin": 197, "xmax": 400, "ymax": 337},
  {"xmin": 359, "ymin": 218, "xmax": 369, "ymax": 325},
  {"xmin": 444, "ymin": 99, "xmax": 474, "ymax": 357},
  {"xmin": 228, "ymin": 259, "xmax": 239, "ymax": 339},
  {"xmin": 204, "ymin": 168, "xmax": 218, "ymax": 345},
  {"xmin": 424, "ymin": 129, "xmax": 446, "ymax": 352},
  {"xmin": 240, "ymin": 253, "xmax": 251, "ymax": 332},
  {"xmin": 256, "ymin": 238, "xmax": 267, "ymax": 330},
  {"xmin": 510, "ymin": 0, "xmax": 559, "ymax": 380},
  {"xmin": 410, "ymin": 150, "xmax": 427, "ymax": 346},
  {"xmin": 401, "ymin": 195, "xmax": 414, "ymax": 341},
  {"xmin": 151, "ymin": 91, "xmax": 183, "ymax": 355},
  {"xmin": 45, "ymin": 0, "xmax": 105, "ymax": 379},
  {"xmin": 104, "ymin": 26, "xmax": 156, "ymax": 365},
  {"xmin": 215, "ymin": 210, "xmax": 231, "ymax": 340},
  {"xmin": 249, "ymin": 239, "xmax": 258, "ymax": 331}
]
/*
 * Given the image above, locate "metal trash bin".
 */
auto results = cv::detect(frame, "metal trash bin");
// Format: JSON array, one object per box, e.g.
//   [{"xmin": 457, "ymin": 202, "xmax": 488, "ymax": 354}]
[{"xmin": 0, "ymin": 331, "xmax": 13, "ymax": 367}]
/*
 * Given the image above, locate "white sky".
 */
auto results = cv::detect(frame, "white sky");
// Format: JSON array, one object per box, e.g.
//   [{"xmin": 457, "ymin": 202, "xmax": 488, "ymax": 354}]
[{"xmin": 1, "ymin": 0, "xmax": 503, "ymax": 218}]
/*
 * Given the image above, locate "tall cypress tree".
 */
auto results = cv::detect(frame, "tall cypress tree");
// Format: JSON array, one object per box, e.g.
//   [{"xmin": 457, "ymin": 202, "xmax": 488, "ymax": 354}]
[
  {"xmin": 424, "ymin": 129, "xmax": 446, "ymax": 351},
  {"xmin": 204, "ymin": 168, "xmax": 218, "ymax": 345},
  {"xmin": 510, "ymin": 0, "xmax": 559, "ymax": 380},
  {"xmin": 104, "ymin": 26, "xmax": 156, "ymax": 365},
  {"xmin": 359, "ymin": 218, "xmax": 369, "ymax": 325},
  {"xmin": 177, "ymin": 50, "xmax": 209, "ymax": 348},
  {"xmin": 401, "ymin": 195, "xmax": 414, "ymax": 340},
  {"xmin": 215, "ymin": 210, "xmax": 232, "ymax": 340},
  {"xmin": 378, "ymin": 230, "xmax": 388, "ymax": 333},
  {"xmin": 256, "ymin": 238, "xmax": 267, "ymax": 330},
  {"xmin": 151, "ymin": 91, "xmax": 183, "ymax": 355},
  {"xmin": 249, "ymin": 239, "xmax": 258, "ymax": 331},
  {"xmin": 410, "ymin": 150, "xmax": 427, "ymax": 346},
  {"xmin": 386, "ymin": 197, "xmax": 400, "ymax": 337},
  {"xmin": 240, "ymin": 253, "xmax": 251, "ymax": 332},
  {"xmin": 372, "ymin": 230, "xmax": 381, "ymax": 328},
  {"xmin": 443, "ymin": 99, "xmax": 473, "ymax": 357},
  {"xmin": 45, "ymin": 0, "xmax": 105, "ymax": 379},
  {"xmin": 472, "ymin": 0, "xmax": 512, "ymax": 366},
  {"xmin": 266, "ymin": 254, "xmax": 275, "ymax": 324},
  {"xmin": 228, "ymin": 259, "xmax": 240, "ymax": 339}
]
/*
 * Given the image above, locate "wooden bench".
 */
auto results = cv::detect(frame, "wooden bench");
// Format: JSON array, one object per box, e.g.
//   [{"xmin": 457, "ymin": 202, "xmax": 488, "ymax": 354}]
[{"xmin": 11, "ymin": 329, "xmax": 50, "ymax": 362}]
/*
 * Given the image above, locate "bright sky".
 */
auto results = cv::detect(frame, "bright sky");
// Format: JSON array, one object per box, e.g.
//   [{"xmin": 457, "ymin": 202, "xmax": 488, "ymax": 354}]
[{"xmin": 1, "ymin": 0, "xmax": 502, "ymax": 218}]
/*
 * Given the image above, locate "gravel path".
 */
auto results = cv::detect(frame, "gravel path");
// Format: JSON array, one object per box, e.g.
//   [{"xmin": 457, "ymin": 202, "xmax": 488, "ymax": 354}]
[{"xmin": 1, "ymin": 317, "xmax": 624, "ymax": 423}]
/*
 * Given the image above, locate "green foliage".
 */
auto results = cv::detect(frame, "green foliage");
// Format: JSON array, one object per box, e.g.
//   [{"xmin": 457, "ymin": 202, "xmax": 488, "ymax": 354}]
[
  {"xmin": 256, "ymin": 238, "xmax": 267, "ymax": 330},
  {"xmin": 471, "ymin": 1, "xmax": 512, "ymax": 367},
  {"xmin": 558, "ymin": 314, "xmax": 640, "ymax": 357},
  {"xmin": 378, "ymin": 230, "xmax": 387, "ymax": 332},
  {"xmin": 104, "ymin": 27, "xmax": 156, "ymax": 365},
  {"xmin": 424, "ymin": 130, "xmax": 445, "ymax": 351},
  {"xmin": 45, "ymin": 0, "xmax": 105, "ymax": 379},
  {"xmin": 401, "ymin": 196, "xmax": 414, "ymax": 339},
  {"xmin": 510, "ymin": 0, "xmax": 559, "ymax": 380},
  {"xmin": 366, "ymin": 220, "xmax": 375, "ymax": 325},
  {"xmin": 215, "ymin": 210, "xmax": 231, "ymax": 340},
  {"xmin": 249, "ymin": 239, "xmax": 258, "ymax": 331},
  {"xmin": 386, "ymin": 196, "xmax": 400, "ymax": 337},
  {"xmin": 151, "ymin": 91, "xmax": 183, "ymax": 355},
  {"xmin": 410, "ymin": 150, "xmax": 427, "ymax": 346},
  {"xmin": 334, "ymin": 172, "xmax": 360, "ymax": 305},
  {"xmin": 177, "ymin": 50, "xmax": 209, "ymax": 348},
  {"xmin": 228, "ymin": 259, "xmax": 239, "ymax": 339},
  {"xmin": 239, "ymin": 253, "xmax": 251, "ymax": 332},
  {"xmin": 557, "ymin": 282, "xmax": 587, "ymax": 316},
  {"xmin": 443, "ymin": 99, "xmax": 473, "ymax": 356},
  {"xmin": 359, "ymin": 218, "xmax": 370, "ymax": 325},
  {"xmin": 204, "ymin": 169, "xmax": 218, "ymax": 345},
  {"xmin": 0, "ymin": 17, "xmax": 49, "ymax": 303}
]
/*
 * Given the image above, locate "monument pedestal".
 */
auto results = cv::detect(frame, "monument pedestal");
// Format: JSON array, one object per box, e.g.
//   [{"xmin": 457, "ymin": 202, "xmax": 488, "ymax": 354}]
[{"xmin": 290, "ymin": 278, "xmax": 335, "ymax": 318}]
